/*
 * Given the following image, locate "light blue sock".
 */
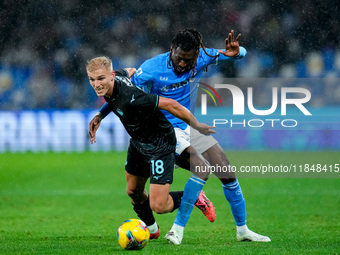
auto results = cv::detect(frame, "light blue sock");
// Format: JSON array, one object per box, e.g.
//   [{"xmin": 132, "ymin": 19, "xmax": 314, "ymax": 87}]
[
  {"xmin": 222, "ymin": 179, "xmax": 246, "ymax": 226},
  {"xmin": 174, "ymin": 174, "xmax": 206, "ymax": 227}
]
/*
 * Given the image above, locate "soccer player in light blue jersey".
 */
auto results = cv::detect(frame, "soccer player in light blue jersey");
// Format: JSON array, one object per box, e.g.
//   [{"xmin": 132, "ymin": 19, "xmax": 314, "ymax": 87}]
[{"xmin": 89, "ymin": 29, "xmax": 270, "ymax": 244}]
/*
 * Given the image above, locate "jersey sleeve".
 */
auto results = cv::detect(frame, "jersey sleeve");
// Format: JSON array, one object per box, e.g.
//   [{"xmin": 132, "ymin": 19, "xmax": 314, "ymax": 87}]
[
  {"xmin": 99, "ymin": 102, "xmax": 111, "ymax": 119},
  {"xmin": 128, "ymin": 86, "xmax": 159, "ymax": 111},
  {"xmin": 131, "ymin": 62, "xmax": 154, "ymax": 92},
  {"xmin": 196, "ymin": 48, "xmax": 220, "ymax": 69},
  {"xmin": 216, "ymin": 46, "xmax": 247, "ymax": 63}
]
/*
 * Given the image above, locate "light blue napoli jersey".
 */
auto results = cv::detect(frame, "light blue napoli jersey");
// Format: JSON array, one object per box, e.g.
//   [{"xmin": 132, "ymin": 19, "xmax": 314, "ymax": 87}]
[{"xmin": 131, "ymin": 47, "xmax": 247, "ymax": 129}]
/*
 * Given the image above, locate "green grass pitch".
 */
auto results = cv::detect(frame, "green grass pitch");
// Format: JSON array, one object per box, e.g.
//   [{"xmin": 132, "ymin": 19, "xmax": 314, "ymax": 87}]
[{"xmin": 1, "ymin": 151, "xmax": 339, "ymax": 255}]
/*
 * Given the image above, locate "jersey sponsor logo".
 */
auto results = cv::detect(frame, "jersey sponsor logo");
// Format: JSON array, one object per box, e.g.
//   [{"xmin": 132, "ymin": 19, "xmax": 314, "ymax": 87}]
[
  {"xmin": 160, "ymin": 76, "xmax": 168, "ymax": 81},
  {"xmin": 160, "ymin": 80, "xmax": 190, "ymax": 92}
]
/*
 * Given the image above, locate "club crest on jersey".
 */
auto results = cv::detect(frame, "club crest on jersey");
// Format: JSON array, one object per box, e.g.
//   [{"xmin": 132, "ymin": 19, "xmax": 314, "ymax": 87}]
[{"xmin": 136, "ymin": 68, "xmax": 143, "ymax": 76}]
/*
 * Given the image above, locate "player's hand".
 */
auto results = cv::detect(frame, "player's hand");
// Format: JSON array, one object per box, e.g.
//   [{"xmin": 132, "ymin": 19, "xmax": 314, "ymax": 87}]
[
  {"xmin": 88, "ymin": 115, "xmax": 102, "ymax": 144},
  {"xmin": 218, "ymin": 30, "xmax": 241, "ymax": 57},
  {"xmin": 124, "ymin": 68, "xmax": 136, "ymax": 78},
  {"xmin": 196, "ymin": 123, "xmax": 216, "ymax": 135}
]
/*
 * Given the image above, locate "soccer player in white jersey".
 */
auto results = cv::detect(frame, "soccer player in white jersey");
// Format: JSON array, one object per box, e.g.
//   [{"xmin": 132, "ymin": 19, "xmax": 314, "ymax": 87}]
[{"xmin": 90, "ymin": 29, "xmax": 270, "ymax": 244}]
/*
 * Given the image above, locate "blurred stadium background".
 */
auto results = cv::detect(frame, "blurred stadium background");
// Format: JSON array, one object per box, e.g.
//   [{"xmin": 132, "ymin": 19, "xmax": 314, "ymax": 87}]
[
  {"xmin": 0, "ymin": 0, "xmax": 340, "ymax": 152},
  {"xmin": 1, "ymin": 2, "xmax": 339, "ymax": 254}
]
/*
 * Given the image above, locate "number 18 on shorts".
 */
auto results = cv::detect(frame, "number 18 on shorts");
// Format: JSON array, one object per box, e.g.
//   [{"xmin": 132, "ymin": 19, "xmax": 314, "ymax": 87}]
[{"xmin": 150, "ymin": 153, "xmax": 175, "ymax": 184}]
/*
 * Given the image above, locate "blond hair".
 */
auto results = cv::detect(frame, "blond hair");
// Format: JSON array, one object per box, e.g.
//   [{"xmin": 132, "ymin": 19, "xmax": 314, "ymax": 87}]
[{"xmin": 86, "ymin": 56, "xmax": 113, "ymax": 73}]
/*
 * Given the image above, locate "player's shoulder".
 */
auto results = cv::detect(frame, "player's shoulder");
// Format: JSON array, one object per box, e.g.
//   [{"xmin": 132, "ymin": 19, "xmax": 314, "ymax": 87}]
[
  {"xmin": 115, "ymin": 69, "xmax": 128, "ymax": 77},
  {"xmin": 142, "ymin": 52, "xmax": 169, "ymax": 68},
  {"xmin": 115, "ymin": 75, "xmax": 135, "ymax": 89},
  {"xmin": 136, "ymin": 52, "xmax": 169, "ymax": 78},
  {"xmin": 196, "ymin": 48, "xmax": 219, "ymax": 68},
  {"xmin": 199, "ymin": 48, "xmax": 219, "ymax": 58}
]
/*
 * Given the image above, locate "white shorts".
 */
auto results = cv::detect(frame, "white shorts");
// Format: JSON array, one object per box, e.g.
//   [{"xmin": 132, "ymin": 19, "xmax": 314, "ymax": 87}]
[{"xmin": 174, "ymin": 126, "xmax": 218, "ymax": 156}]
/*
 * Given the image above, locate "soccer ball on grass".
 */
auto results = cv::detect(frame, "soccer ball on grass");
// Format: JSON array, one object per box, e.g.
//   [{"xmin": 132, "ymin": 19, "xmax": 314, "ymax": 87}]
[{"xmin": 117, "ymin": 219, "xmax": 150, "ymax": 250}]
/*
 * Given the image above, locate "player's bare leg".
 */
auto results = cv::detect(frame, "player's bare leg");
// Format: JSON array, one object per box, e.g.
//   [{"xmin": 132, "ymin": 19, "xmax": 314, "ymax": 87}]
[
  {"xmin": 126, "ymin": 172, "xmax": 160, "ymax": 239},
  {"xmin": 149, "ymin": 183, "xmax": 173, "ymax": 213},
  {"xmin": 126, "ymin": 172, "xmax": 149, "ymax": 204},
  {"xmin": 203, "ymin": 144, "xmax": 271, "ymax": 242}
]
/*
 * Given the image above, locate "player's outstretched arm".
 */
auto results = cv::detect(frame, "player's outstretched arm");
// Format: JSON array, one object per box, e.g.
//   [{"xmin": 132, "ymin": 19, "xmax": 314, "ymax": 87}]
[
  {"xmin": 218, "ymin": 29, "xmax": 241, "ymax": 57},
  {"xmin": 88, "ymin": 114, "xmax": 102, "ymax": 144},
  {"xmin": 158, "ymin": 97, "xmax": 216, "ymax": 135},
  {"xmin": 90, "ymin": 102, "xmax": 113, "ymax": 144}
]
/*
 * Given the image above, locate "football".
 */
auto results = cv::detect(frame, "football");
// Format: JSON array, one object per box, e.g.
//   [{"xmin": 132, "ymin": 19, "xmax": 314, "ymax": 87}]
[{"xmin": 117, "ymin": 219, "xmax": 150, "ymax": 250}]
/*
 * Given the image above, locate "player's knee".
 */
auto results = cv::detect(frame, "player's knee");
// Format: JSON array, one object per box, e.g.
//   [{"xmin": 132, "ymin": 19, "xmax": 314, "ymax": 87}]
[
  {"xmin": 204, "ymin": 144, "xmax": 230, "ymax": 166},
  {"xmin": 150, "ymin": 200, "xmax": 167, "ymax": 214},
  {"xmin": 126, "ymin": 187, "xmax": 142, "ymax": 201}
]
